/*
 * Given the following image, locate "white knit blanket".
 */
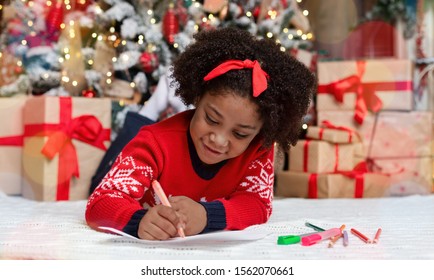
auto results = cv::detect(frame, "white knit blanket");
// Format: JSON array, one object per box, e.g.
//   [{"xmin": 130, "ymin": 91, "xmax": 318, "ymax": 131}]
[{"xmin": 1, "ymin": 192, "xmax": 433, "ymax": 260}]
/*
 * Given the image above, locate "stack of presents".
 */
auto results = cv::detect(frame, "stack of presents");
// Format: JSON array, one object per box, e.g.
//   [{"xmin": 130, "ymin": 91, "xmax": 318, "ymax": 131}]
[
  {"xmin": 0, "ymin": 96, "xmax": 111, "ymax": 201},
  {"xmin": 276, "ymin": 58, "xmax": 434, "ymax": 198}
]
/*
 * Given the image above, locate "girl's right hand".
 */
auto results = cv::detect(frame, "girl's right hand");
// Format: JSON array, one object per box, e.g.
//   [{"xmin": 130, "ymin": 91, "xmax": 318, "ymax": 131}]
[{"xmin": 138, "ymin": 205, "xmax": 185, "ymax": 240}]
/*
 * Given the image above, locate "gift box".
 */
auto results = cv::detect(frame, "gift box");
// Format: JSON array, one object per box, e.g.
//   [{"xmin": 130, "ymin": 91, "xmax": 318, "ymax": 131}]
[
  {"xmin": 21, "ymin": 96, "xmax": 111, "ymax": 201},
  {"xmin": 354, "ymin": 156, "xmax": 432, "ymax": 196},
  {"xmin": 317, "ymin": 59, "xmax": 413, "ymax": 124},
  {"xmin": 306, "ymin": 121, "xmax": 361, "ymax": 144},
  {"xmin": 289, "ymin": 139, "xmax": 360, "ymax": 173},
  {"xmin": 317, "ymin": 111, "xmax": 432, "ymax": 158},
  {"xmin": 0, "ymin": 96, "xmax": 27, "ymax": 195},
  {"xmin": 290, "ymin": 48, "xmax": 317, "ymax": 72},
  {"xmin": 275, "ymin": 170, "xmax": 390, "ymax": 198}
]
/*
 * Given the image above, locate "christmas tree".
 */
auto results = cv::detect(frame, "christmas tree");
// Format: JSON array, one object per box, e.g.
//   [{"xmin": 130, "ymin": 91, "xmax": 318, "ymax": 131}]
[{"xmin": 0, "ymin": 0, "xmax": 313, "ymax": 130}]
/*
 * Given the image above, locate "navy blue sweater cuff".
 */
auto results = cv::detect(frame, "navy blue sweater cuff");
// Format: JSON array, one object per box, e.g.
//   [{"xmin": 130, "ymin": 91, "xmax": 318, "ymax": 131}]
[
  {"xmin": 199, "ymin": 201, "xmax": 226, "ymax": 234},
  {"xmin": 122, "ymin": 209, "xmax": 147, "ymax": 238}
]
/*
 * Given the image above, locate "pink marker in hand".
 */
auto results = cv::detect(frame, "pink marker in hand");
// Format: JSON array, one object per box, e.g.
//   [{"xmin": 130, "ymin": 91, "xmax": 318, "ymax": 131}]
[
  {"xmin": 301, "ymin": 228, "xmax": 342, "ymax": 246},
  {"xmin": 152, "ymin": 180, "xmax": 186, "ymax": 238}
]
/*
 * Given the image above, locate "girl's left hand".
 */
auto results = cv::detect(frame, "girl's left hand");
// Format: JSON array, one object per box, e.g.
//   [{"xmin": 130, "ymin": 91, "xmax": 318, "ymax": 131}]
[{"xmin": 168, "ymin": 196, "xmax": 207, "ymax": 236}]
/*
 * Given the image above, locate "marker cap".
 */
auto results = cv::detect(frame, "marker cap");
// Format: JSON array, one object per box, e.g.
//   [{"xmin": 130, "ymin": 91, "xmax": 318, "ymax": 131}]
[
  {"xmin": 301, "ymin": 234, "xmax": 321, "ymax": 246},
  {"xmin": 277, "ymin": 235, "xmax": 301, "ymax": 245}
]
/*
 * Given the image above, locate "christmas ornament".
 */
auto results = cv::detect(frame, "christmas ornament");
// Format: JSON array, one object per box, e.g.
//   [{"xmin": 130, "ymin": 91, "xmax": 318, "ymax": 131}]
[
  {"xmin": 82, "ymin": 88, "xmax": 97, "ymax": 98},
  {"xmin": 183, "ymin": 0, "xmax": 194, "ymax": 8},
  {"xmin": 252, "ymin": 5, "xmax": 261, "ymax": 20},
  {"xmin": 176, "ymin": 0, "xmax": 189, "ymax": 27},
  {"xmin": 46, "ymin": 0, "xmax": 64, "ymax": 36},
  {"xmin": 163, "ymin": 3, "xmax": 180, "ymax": 45},
  {"xmin": 140, "ymin": 50, "xmax": 159, "ymax": 74}
]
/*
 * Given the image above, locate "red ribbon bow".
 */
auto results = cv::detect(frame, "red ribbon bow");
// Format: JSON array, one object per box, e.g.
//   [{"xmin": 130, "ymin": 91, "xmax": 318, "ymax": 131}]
[
  {"xmin": 24, "ymin": 97, "xmax": 110, "ymax": 200},
  {"xmin": 203, "ymin": 59, "xmax": 269, "ymax": 97},
  {"xmin": 318, "ymin": 61, "xmax": 383, "ymax": 124},
  {"xmin": 317, "ymin": 61, "xmax": 412, "ymax": 124},
  {"xmin": 40, "ymin": 115, "xmax": 108, "ymax": 180}
]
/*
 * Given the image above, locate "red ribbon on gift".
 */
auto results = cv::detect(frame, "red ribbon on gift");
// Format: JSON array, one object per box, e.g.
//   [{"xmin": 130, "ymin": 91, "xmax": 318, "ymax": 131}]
[
  {"xmin": 303, "ymin": 139, "xmax": 340, "ymax": 173},
  {"xmin": 24, "ymin": 97, "xmax": 110, "ymax": 201},
  {"xmin": 307, "ymin": 161, "xmax": 390, "ymax": 199},
  {"xmin": 320, "ymin": 120, "xmax": 361, "ymax": 143},
  {"xmin": 317, "ymin": 61, "xmax": 412, "ymax": 124},
  {"xmin": 307, "ymin": 162, "xmax": 368, "ymax": 199},
  {"xmin": 0, "ymin": 135, "xmax": 23, "ymax": 146}
]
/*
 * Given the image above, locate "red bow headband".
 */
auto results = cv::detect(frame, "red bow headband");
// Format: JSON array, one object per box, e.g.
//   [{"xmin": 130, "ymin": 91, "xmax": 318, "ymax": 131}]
[{"xmin": 203, "ymin": 59, "xmax": 269, "ymax": 97}]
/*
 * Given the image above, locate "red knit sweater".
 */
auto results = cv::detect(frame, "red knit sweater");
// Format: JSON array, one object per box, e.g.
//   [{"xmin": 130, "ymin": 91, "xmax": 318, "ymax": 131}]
[{"xmin": 86, "ymin": 110, "xmax": 274, "ymax": 234}]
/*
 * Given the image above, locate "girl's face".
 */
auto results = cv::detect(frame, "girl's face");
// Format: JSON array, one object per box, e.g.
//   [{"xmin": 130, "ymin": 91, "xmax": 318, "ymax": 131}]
[{"xmin": 189, "ymin": 91, "xmax": 263, "ymax": 165}]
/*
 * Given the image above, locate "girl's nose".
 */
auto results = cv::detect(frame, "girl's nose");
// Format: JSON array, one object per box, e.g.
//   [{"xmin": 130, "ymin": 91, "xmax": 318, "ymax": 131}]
[{"xmin": 210, "ymin": 132, "xmax": 228, "ymax": 147}]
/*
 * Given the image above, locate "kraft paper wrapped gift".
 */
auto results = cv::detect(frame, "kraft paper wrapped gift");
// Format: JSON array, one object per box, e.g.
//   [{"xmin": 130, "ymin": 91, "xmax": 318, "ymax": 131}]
[
  {"xmin": 275, "ymin": 171, "xmax": 390, "ymax": 198},
  {"xmin": 306, "ymin": 122, "xmax": 361, "ymax": 144},
  {"xmin": 316, "ymin": 59, "xmax": 413, "ymax": 123},
  {"xmin": 289, "ymin": 139, "xmax": 360, "ymax": 173},
  {"xmin": 317, "ymin": 111, "xmax": 432, "ymax": 158},
  {"xmin": 0, "ymin": 96, "xmax": 27, "ymax": 195},
  {"xmin": 354, "ymin": 156, "xmax": 432, "ymax": 196},
  {"xmin": 21, "ymin": 96, "xmax": 111, "ymax": 201}
]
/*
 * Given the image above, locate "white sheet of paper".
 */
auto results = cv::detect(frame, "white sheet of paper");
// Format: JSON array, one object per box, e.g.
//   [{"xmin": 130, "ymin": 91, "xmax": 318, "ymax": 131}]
[{"xmin": 99, "ymin": 226, "xmax": 269, "ymax": 243}]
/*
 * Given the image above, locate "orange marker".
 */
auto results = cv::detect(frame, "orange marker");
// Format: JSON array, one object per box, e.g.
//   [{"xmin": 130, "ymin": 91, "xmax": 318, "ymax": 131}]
[
  {"xmin": 328, "ymin": 224, "xmax": 346, "ymax": 248},
  {"xmin": 373, "ymin": 228, "xmax": 382, "ymax": 244},
  {"xmin": 351, "ymin": 228, "xmax": 371, "ymax": 243},
  {"xmin": 152, "ymin": 180, "xmax": 186, "ymax": 238}
]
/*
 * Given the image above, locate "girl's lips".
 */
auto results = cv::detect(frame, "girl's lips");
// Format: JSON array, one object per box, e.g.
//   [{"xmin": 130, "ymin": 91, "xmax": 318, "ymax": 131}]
[{"xmin": 204, "ymin": 143, "xmax": 223, "ymax": 155}]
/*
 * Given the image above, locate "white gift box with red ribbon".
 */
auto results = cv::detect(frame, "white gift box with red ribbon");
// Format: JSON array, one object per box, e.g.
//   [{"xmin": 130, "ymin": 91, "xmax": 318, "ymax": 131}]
[
  {"xmin": 0, "ymin": 96, "xmax": 27, "ymax": 195},
  {"xmin": 316, "ymin": 59, "xmax": 413, "ymax": 124},
  {"xmin": 21, "ymin": 96, "xmax": 111, "ymax": 201}
]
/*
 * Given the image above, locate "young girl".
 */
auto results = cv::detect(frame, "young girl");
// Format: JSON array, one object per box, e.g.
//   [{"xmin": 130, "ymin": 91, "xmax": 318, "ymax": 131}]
[{"xmin": 86, "ymin": 27, "xmax": 316, "ymax": 240}]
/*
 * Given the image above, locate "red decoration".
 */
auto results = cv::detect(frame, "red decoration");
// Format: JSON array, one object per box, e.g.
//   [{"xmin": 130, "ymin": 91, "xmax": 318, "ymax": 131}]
[
  {"xmin": 162, "ymin": 4, "xmax": 179, "ymax": 45},
  {"xmin": 140, "ymin": 51, "xmax": 159, "ymax": 74},
  {"xmin": 176, "ymin": 0, "xmax": 189, "ymax": 27},
  {"xmin": 14, "ymin": 66, "xmax": 23, "ymax": 75},
  {"xmin": 46, "ymin": 1, "xmax": 64, "ymax": 35},
  {"xmin": 82, "ymin": 89, "xmax": 97, "ymax": 98},
  {"xmin": 343, "ymin": 21, "xmax": 396, "ymax": 59},
  {"xmin": 252, "ymin": 6, "xmax": 261, "ymax": 19}
]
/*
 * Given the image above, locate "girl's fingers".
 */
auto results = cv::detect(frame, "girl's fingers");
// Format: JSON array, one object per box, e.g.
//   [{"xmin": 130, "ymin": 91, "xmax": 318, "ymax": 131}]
[{"xmin": 140, "ymin": 217, "xmax": 177, "ymax": 240}]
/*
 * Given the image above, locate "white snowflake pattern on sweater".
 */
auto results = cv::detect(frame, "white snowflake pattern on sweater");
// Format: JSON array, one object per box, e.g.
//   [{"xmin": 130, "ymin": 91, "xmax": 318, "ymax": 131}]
[
  {"xmin": 240, "ymin": 158, "xmax": 274, "ymax": 218},
  {"xmin": 88, "ymin": 153, "xmax": 154, "ymax": 206}
]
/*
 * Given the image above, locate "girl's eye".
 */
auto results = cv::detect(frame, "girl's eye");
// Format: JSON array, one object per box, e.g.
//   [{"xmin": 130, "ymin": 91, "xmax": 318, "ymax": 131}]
[
  {"xmin": 205, "ymin": 114, "xmax": 218, "ymax": 125},
  {"xmin": 234, "ymin": 132, "xmax": 248, "ymax": 139}
]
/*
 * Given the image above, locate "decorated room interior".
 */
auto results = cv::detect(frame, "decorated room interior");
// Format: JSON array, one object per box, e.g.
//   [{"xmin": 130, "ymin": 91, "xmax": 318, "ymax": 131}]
[{"xmin": 1, "ymin": 0, "xmax": 434, "ymax": 263}]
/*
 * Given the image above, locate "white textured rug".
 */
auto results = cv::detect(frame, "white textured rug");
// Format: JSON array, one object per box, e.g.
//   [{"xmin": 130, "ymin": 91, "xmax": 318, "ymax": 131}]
[{"xmin": 1, "ymin": 192, "xmax": 433, "ymax": 260}]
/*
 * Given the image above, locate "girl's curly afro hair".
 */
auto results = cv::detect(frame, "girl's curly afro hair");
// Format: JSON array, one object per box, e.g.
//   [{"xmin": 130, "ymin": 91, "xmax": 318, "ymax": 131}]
[{"xmin": 171, "ymin": 27, "xmax": 316, "ymax": 151}]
